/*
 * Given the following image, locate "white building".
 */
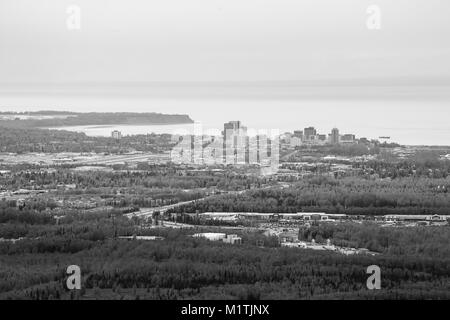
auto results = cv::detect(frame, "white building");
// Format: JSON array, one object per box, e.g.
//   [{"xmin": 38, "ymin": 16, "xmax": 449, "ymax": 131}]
[
  {"xmin": 222, "ymin": 234, "xmax": 242, "ymax": 244},
  {"xmin": 193, "ymin": 232, "xmax": 227, "ymax": 241},
  {"xmin": 193, "ymin": 232, "xmax": 242, "ymax": 244},
  {"xmin": 111, "ymin": 130, "xmax": 122, "ymax": 140},
  {"xmin": 384, "ymin": 214, "xmax": 449, "ymax": 222}
]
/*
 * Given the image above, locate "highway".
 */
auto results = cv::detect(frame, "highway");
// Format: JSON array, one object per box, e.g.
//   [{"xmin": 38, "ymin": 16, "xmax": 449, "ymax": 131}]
[
  {"xmin": 125, "ymin": 184, "xmax": 281, "ymax": 219},
  {"xmin": 125, "ymin": 198, "xmax": 203, "ymax": 219},
  {"xmin": 77, "ymin": 153, "xmax": 170, "ymax": 166}
]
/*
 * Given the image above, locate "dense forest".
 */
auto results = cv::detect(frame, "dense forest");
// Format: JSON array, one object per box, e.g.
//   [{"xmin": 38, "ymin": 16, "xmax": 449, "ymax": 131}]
[
  {"xmin": 0, "ymin": 168, "xmax": 271, "ymax": 212},
  {"xmin": 0, "ymin": 127, "xmax": 176, "ymax": 153},
  {"xmin": 168, "ymin": 176, "xmax": 450, "ymax": 215},
  {"xmin": 0, "ymin": 207, "xmax": 449, "ymax": 300},
  {"xmin": 0, "ymin": 112, "xmax": 193, "ymax": 128},
  {"xmin": 355, "ymin": 154, "xmax": 450, "ymax": 179},
  {"xmin": 0, "ymin": 168, "xmax": 263, "ymax": 191},
  {"xmin": 298, "ymin": 222, "xmax": 450, "ymax": 258}
]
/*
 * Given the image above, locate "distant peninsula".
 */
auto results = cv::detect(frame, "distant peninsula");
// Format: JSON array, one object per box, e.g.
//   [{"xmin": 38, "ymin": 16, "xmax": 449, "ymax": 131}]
[{"xmin": 0, "ymin": 111, "xmax": 194, "ymax": 128}]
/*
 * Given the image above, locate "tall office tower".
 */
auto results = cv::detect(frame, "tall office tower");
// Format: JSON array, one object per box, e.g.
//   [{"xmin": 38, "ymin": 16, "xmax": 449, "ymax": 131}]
[
  {"xmin": 330, "ymin": 127, "xmax": 340, "ymax": 145},
  {"xmin": 293, "ymin": 130, "xmax": 303, "ymax": 140},
  {"xmin": 111, "ymin": 130, "xmax": 122, "ymax": 140},
  {"xmin": 256, "ymin": 134, "xmax": 269, "ymax": 164},
  {"xmin": 223, "ymin": 121, "xmax": 247, "ymax": 164},
  {"xmin": 341, "ymin": 134, "xmax": 356, "ymax": 144},
  {"xmin": 303, "ymin": 127, "xmax": 317, "ymax": 141},
  {"xmin": 170, "ymin": 135, "xmax": 195, "ymax": 164},
  {"xmin": 223, "ymin": 121, "xmax": 241, "ymax": 134}
]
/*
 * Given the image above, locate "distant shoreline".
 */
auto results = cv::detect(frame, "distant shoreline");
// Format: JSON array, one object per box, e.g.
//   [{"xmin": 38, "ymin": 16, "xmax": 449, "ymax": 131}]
[
  {"xmin": 45, "ymin": 123, "xmax": 197, "ymax": 137},
  {"xmin": 44, "ymin": 123, "xmax": 195, "ymax": 129},
  {"xmin": 0, "ymin": 111, "xmax": 195, "ymax": 131}
]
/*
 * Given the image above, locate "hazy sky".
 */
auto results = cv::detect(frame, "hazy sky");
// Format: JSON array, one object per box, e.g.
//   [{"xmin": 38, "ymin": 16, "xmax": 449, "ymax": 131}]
[
  {"xmin": 0, "ymin": 1, "xmax": 449, "ymax": 145},
  {"xmin": 1, "ymin": 0, "xmax": 449, "ymax": 84}
]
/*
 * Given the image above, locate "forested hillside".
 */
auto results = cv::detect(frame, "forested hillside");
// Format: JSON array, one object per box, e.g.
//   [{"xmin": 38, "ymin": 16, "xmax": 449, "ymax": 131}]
[
  {"xmin": 169, "ymin": 176, "xmax": 450, "ymax": 215},
  {"xmin": 0, "ymin": 207, "xmax": 449, "ymax": 300}
]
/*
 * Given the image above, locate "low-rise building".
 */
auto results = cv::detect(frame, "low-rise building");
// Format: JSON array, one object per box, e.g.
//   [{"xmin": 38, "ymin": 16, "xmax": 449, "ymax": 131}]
[
  {"xmin": 193, "ymin": 232, "xmax": 227, "ymax": 241},
  {"xmin": 193, "ymin": 232, "xmax": 242, "ymax": 244},
  {"xmin": 223, "ymin": 234, "xmax": 242, "ymax": 244},
  {"xmin": 384, "ymin": 214, "xmax": 449, "ymax": 222}
]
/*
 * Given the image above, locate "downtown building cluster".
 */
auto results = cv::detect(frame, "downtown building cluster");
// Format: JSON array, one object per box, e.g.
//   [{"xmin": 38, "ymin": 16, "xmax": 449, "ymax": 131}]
[
  {"xmin": 171, "ymin": 121, "xmax": 279, "ymax": 168},
  {"xmin": 282, "ymin": 127, "xmax": 365, "ymax": 147}
]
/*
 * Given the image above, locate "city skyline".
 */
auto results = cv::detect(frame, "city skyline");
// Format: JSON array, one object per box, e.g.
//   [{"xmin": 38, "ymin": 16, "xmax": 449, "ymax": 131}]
[
  {"xmin": 1, "ymin": 102, "xmax": 449, "ymax": 146},
  {"xmin": 1, "ymin": 1, "xmax": 450, "ymax": 147}
]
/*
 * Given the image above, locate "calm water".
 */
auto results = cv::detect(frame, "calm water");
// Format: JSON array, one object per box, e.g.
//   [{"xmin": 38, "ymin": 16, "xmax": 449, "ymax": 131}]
[
  {"xmin": 2, "ymin": 95, "xmax": 449, "ymax": 145},
  {"xmin": 48, "ymin": 124, "xmax": 198, "ymax": 137}
]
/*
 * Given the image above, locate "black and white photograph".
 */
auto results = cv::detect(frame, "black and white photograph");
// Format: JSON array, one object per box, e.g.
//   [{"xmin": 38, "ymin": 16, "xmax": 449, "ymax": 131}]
[{"xmin": 0, "ymin": 0, "xmax": 449, "ymax": 309}]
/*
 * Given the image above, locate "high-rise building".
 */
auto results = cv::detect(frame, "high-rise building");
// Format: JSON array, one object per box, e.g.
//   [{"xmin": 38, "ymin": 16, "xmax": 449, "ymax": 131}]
[
  {"xmin": 223, "ymin": 121, "xmax": 247, "ymax": 164},
  {"xmin": 223, "ymin": 121, "xmax": 241, "ymax": 134},
  {"xmin": 330, "ymin": 128, "xmax": 340, "ymax": 145},
  {"xmin": 256, "ymin": 134, "xmax": 270, "ymax": 165},
  {"xmin": 304, "ymin": 127, "xmax": 317, "ymax": 141},
  {"xmin": 111, "ymin": 130, "xmax": 122, "ymax": 140},
  {"xmin": 293, "ymin": 130, "xmax": 303, "ymax": 140},
  {"xmin": 340, "ymin": 134, "xmax": 356, "ymax": 144},
  {"xmin": 359, "ymin": 137, "xmax": 369, "ymax": 145}
]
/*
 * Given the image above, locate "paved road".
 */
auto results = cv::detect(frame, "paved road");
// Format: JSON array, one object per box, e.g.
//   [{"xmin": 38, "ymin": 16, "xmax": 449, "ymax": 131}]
[
  {"xmin": 125, "ymin": 198, "xmax": 203, "ymax": 219},
  {"xmin": 78, "ymin": 153, "xmax": 169, "ymax": 166},
  {"xmin": 124, "ymin": 189, "xmax": 254, "ymax": 219},
  {"xmin": 125, "ymin": 184, "xmax": 282, "ymax": 219},
  {"xmin": 281, "ymin": 150, "xmax": 299, "ymax": 161}
]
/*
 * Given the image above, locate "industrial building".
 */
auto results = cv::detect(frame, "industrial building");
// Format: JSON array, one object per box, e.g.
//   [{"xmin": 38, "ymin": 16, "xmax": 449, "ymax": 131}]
[
  {"xmin": 222, "ymin": 234, "xmax": 242, "ymax": 244},
  {"xmin": 192, "ymin": 232, "xmax": 242, "ymax": 244},
  {"xmin": 198, "ymin": 212, "xmax": 348, "ymax": 222},
  {"xmin": 384, "ymin": 214, "xmax": 449, "ymax": 223}
]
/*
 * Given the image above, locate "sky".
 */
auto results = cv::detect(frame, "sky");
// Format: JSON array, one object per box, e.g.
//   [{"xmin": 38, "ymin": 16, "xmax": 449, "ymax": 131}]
[{"xmin": 0, "ymin": 0, "xmax": 449, "ymax": 144}]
